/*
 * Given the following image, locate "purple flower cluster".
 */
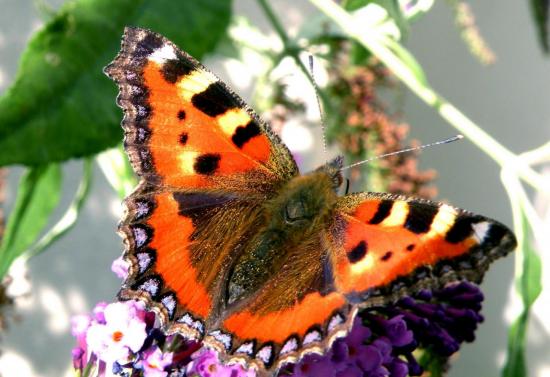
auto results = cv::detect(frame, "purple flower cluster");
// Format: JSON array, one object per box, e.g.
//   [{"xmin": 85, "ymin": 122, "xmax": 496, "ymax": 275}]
[
  {"xmin": 392, "ymin": 282, "xmax": 485, "ymax": 357},
  {"xmin": 279, "ymin": 312, "xmax": 419, "ymax": 377},
  {"xmin": 284, "ymin": 281, "xmax": 485, "ymax": 377},
  {"xmin": 71, "ymin": 257, "xmax": 484, "ymax": 377},
  {"xmin": 283, "ymin": 315, "xmax": 415, "ymax": 377}
]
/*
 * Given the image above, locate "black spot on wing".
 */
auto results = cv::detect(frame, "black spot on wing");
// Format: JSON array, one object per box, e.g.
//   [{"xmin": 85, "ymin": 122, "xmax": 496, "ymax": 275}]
[
  {"xmin": 381, "ymin": 251, "xmax": 393, "ymax": 261},
  {"xmin": 161, "ymin": 57, "xmax": 194, "ymax": 83},
  {"xmin": 405, "ymin": 203, "xmax": 438, "ymax": 234},
  {"xmin": 179, "ymin": 132, "xmax": 188, "ymax": 146},
  {"xmin": 192, "ymin": 83, "xmax": 237, "ymax": 116},
  {"xmin": 369, "ymin": 200, "xmax": 393, "ymax": 224},
  {"xmin": 406, "ymin": 244, "xmax": 415, "ymax": 252},
  {"xmin": 177, "ymin": 110, "xmax": 186, "ymax": 120},
  {"xmin": 232, "ymin": 121, "xmax": 261, "ymax": 148},
  {"xmin": 348, "ymin": 241, "xmax": 368, "ymax": 263},
  {"xmin": 193, "ymin": 153, "xmax": 220, "ymax": 175}
]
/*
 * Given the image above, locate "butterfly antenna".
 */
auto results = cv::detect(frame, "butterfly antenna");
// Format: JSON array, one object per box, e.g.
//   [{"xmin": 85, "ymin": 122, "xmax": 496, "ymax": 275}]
[
  {"xmin": 308, "ymin": 55, "xmax": 328, "ymax": 162},
  {"xmin": 340, "ymin": 135, "xmax": 464, "ymax": 171}
]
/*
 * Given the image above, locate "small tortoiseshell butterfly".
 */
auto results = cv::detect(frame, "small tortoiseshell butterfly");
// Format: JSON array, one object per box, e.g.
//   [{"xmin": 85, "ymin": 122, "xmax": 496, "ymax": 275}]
[{"xmin": 105, "ymin": 27, "xmax": 516, "ymax": 375}]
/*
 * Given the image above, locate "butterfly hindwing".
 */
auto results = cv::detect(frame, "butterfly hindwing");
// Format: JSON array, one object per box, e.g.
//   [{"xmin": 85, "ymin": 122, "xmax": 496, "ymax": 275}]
[
  {"xmin": 327, "ymin": 193, "xmax": 516, "ymax": 304},
  {"xmin": 104, "ymin": 27, "xmax": 298, "ymax": 194},
  {"xmin": 212, "ymin": 235, "xmax": 353, "ymax": 371}
]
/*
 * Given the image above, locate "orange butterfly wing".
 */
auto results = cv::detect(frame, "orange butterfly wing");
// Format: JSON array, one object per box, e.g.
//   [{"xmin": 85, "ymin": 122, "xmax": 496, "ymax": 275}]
[
  {"xmin": 105, "ymin": 27, "xmax": 297, "ymax": 193},
  {"xmin": 215, "ymin": 237, "xmax": 352, "ymax": 370},
  {"xmin": 327, "ymin": 193, "xmax": 516, "ymax": 305},
  {"xmin": 105, "ymin": 27, "xmax": 298, "ymax": 339}
]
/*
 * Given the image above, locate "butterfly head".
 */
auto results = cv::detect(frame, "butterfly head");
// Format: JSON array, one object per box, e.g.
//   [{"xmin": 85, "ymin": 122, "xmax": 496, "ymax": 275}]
[{"xmin": 316, "ymin": 155, "xmax": 344, "ymax": 192}]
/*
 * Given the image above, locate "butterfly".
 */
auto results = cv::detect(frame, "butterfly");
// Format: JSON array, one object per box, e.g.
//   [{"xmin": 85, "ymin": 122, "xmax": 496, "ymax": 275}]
[{"xmin": 104, "ymin": 27, "xmax": 517, "ymax": 375}]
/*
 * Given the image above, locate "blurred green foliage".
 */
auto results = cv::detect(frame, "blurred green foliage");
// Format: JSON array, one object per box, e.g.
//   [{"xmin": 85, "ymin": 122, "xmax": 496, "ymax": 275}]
[
  {"xmin": 0, "ymin": 164, "xmax": 61, "ymax": 278},
  {"xmin": 530, "ymin": 0, "xmax": 550, "ymax": 53},
  {"xmin": 0, "ymin": 0, "xmax": 231, "ymax": 166}
]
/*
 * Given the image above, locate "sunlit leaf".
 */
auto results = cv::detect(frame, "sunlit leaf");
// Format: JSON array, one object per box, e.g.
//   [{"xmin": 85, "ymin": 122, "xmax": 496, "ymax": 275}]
[
  {"xmin": 0, "ymin": 164, "xmax": 62, "ymax": 279},
  {"xmin": 0, "ymin": 0, "xmax": 231, "ymax": 167},
  {"xmin": 502, "ymin": 210, "xmax": 542, "ymax": 377}
]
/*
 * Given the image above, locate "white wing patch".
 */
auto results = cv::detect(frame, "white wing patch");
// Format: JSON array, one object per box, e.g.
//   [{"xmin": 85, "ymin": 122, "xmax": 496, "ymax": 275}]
[
  {"xmin": 149, "ymin": 44, "xmax": 178, "ymax": 64},
  {"xmin": 472, "ymin": 221, "xmax": 490, "ymax": 242}
]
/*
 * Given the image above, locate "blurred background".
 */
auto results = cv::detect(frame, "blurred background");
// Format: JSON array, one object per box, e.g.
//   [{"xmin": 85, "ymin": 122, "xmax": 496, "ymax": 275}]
[{"xmin": 0, "ymin": 0, "xmax": 548, "ymax": 376}]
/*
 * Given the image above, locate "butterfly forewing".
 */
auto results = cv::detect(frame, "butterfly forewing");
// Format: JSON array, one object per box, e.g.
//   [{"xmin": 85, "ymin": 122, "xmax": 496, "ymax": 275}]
[
  {"xmin": 328, "ymin": 193, "xmax": 516, "ymax": 305},
  {"xmin": 104, "ymin": 27, "xmax": 298, "ymax": 194}
]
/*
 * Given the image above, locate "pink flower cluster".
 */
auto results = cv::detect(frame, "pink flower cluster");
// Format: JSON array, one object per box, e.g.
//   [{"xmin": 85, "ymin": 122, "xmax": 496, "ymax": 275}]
[
  {"xmin": 71, "ymin": 257, "xmax": 255, "ymax": 377},
  {"xmin": 71, "ymin": 300, "xmax": 172, "ymax": 377}
]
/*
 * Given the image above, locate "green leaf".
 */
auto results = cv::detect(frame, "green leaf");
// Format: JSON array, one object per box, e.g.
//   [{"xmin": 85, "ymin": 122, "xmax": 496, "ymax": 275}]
[
  {"xmin": 503, "ymin": 313, "xmax": 528, "ymax": 377},
  {"xmin": 519, "ymin": 238, "xmax": 542, "ymax": 309},
  {"xmin": 0, "ymin": 0, "xmax": 232, "ymax": 167},
  {"xmin": 349, "ymin": 41, "xmax": 372, "ymax": 64},
  {"xmin": 25, "ymin": 158, "xmax": 93, "ymax": 259},
  {"xmin": 0, "ymin": 164, "xmax": 62, "ymax": 279},
  {"xmin": 529, "ymin": 0, "xmax": 549, "ymax": 53},
  {"xmin": 502, "ymin": 210, "xmax": 542, "ymax": 377}
]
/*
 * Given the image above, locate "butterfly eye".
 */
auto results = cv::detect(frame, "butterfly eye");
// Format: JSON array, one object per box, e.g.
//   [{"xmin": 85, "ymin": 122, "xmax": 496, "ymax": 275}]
[{"xmin": 285, "ymin": 199, "xmax": 307, "ymax": 222}]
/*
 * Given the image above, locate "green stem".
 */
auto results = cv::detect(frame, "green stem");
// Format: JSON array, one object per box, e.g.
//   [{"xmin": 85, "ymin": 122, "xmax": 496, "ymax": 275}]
[
  {"xmin": 256, "ymin": 0, "xmax": 330, "ymax": 105},
  {"xmin": 307, "ymin": 0, "xmax": 549, "ymax": 192},
  {"xmin": 257, "ymin": 0, "xmax": 289, "ymax": 44}
]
